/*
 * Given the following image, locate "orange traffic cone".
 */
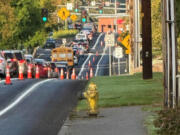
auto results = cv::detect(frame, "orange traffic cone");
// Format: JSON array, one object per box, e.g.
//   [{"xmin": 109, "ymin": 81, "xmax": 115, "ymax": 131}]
[
  {"xmin": 48, "ymin": 67, "xmax": 51, "ymax": 78},
  {"xmin": 86, "ymin": 72, "xmax": 89, "ymax": 80},
  {"xmin": 5, "ymin": 65, "xmax": 12, "ymax": 85},
  {"xmin": 90, "ymin": 68, "xmax": 93, "ymax": 78},
  {"xmin": 27, "ymin": 64, "xmax": 32, "ymax": 79},
  {"xmin": 55, "ymin": 67, "xmax": 59, "ymax": 73},
  {"xmin": 60, "ymin": 68, "xmax": 64, "ymax": 80},
  {"xmin": 18, "ymin": 65, "xmax": 24, "ymax": 80},
  {"xmin": 96, "ymin": 51, "xmax": 99, "ymax": 56},
  {"xmin": 71, "ymin": 68, "xmax": 76, "ymax": 80},
  {"xmin": 66, "ymin": 71, "xmax": 69, "ymax": 80},
  {"xmin": 88, "ymin": 60, "xmax": 91, "ymax": 67},
  {"xmin": 93, "ymin": 56, "xmax": 95, "ymax": 63},
  {"xmin": 101, "ymin": 41, "xmax": 103, "ymax": 46},
  {"xmin": 35, "ymin": 66, "xmax": 40, "ymax": 79}
]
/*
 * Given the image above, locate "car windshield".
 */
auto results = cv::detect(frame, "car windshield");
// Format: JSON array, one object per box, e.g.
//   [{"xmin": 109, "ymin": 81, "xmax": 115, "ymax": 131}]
[
  {"xmin": 14, "ymin": 52, "xmax": 23, "ymax": 60},
  {"xmin": 37, "ymin": 54, "xmax": 51, "ymax": 61},
  {"xmin": 4, "ymin": 53, "xmax": 13, "ymax": 59}
]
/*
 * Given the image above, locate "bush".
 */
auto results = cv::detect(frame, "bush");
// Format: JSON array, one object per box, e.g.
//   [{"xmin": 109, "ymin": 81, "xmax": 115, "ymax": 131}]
[
  {"xmin": 154, "ymin": 108, "xmax": 180, "ymax": 135},
  {"xmin": 53, "ymin": 29, "xmax": 78, "ymax": 39}
]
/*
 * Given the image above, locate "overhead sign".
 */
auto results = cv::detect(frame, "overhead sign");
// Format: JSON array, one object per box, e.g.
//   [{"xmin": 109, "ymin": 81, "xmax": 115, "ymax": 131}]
[
  {"xmin": 105, "ymin": 1, "xmax": 110, "ymax": 6},
  {"xmin": 121, "ymin": 35, "xmax": 131, "ymax": 54},
  {"xmin": 67, "ymin": 3, "xmax": 73, "ymax": 10},
  {"xmin": 58, "ymin": 8, "xmax": 70, "ymax": 21},
  {"xmin": 114, "ymin": 47, "xmax": 123, "ymax": 58},
  {"xmin": 91, "ymin": 1, "xmax": 96, "ymax": 6},
  {"xmin": 105, "ymin": 33, "xmax": 115, "ymax": 47}
]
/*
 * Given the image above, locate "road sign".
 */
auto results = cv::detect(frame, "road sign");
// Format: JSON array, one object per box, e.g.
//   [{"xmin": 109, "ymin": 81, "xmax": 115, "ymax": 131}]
[
  {"xmin": 121, "ymin": 35, "xmax": 130, "ymax": 54},
  {"xmin": 91, "ymin": 1, "xmax": 96, "ymax": 6},
  {"xmin": 57, "ymin": 8, "xmax": 70, "ymax": 21},
  {"xmin": 105, "ymin": 1, "xmax": 110, "ymax": 6},
  {"xmin": 114, "ymin": 47, "xmax": 123, "ymax": 58},
  {"xmin": 105, "ymin": 33, "xmax": 115, "ymax": 47},
  {"xmin": 67, "ymin": 3, "xmax": 73, "ymax": 10},
  {"xmin": 70, "ymin": 14, "xmax": 77, "ymax": 22}
]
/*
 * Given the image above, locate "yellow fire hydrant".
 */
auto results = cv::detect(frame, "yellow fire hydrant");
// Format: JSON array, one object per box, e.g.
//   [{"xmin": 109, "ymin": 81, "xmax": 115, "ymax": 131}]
[{"xmin": 83, "ymin": 82, "xmax": 99, "ymax": 116}]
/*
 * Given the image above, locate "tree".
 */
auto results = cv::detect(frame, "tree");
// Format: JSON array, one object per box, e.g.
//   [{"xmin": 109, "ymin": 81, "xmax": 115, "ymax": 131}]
[
  {"xmin": 0, "ymin": 0, "xmax": 16, "ymax": 49},
  {"xmin": 151, "ymin": 0, "xmax": 162, "ymax": 59}
]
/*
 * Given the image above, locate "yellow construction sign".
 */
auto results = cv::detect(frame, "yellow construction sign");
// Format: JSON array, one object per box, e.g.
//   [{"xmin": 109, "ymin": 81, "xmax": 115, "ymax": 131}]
[
  {"xmin": 121, "ymin": 34, "xmax": 131, "ymax": 54},
  {"xmin": 70, "ymin": 14, "xmax": 77, "ymax": 22},
  {"xmin": 57, "ymin": 8, "xmax": 70, "ymax": 21}
]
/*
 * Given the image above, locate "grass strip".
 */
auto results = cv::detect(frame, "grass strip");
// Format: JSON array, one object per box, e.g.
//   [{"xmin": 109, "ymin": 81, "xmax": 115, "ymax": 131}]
[{"xmin": 77, "ymin": 72, "xmax": 163, "ymax": 111}]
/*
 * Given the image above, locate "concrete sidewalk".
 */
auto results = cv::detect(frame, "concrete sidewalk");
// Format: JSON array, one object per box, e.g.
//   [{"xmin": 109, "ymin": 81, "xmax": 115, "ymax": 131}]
[{"xmin": 59, "ymin": 106, "xmax": 148, "ymax": 135}]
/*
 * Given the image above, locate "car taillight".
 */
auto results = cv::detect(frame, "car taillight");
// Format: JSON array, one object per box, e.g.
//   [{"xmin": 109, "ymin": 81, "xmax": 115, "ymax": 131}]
[
  {"xmin": 11, "ymin": 59, "xmax": 17, "ymax": 62},
  {"xmin": 43, "ymin": 67, "xmax": 48, "ymax": 71},
  {"xmin": 19, "ymin": 60, "xmax": 25, "ymax": 63}
]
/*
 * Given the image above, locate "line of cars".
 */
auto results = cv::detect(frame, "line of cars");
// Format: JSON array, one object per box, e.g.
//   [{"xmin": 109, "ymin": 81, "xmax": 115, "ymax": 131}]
[
  {"xmin": 0, "ymin": 50, "xmax": 56, "ymax": 78},
  {"xmin": 70, "ymin": 23, "xmax": 97, "ymax": 63}
]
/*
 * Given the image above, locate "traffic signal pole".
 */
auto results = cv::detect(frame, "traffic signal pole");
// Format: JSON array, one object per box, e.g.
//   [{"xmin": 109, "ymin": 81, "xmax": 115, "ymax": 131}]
[{"xmin": 141, "ymin": 0, "xmax": 152, "ymax": 79}]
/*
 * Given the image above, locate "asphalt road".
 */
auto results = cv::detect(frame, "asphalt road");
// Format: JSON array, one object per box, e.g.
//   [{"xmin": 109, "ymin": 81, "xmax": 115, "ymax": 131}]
[
  {"xmin": 0, "ymin": 32, "xmax": 129, "ymax": 135},
  {"xmin": 0, "ymin": 79, "xmax": 87, "ymax": 135}
]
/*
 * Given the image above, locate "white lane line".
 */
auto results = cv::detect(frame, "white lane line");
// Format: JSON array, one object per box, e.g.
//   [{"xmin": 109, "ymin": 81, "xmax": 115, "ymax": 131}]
[
  {"xmin": 0, "ymin": 79, "xmax": 53, "ymax": 117},
  {"xmin": 78, "ymin": 33, "xmax": 103, "ymax": 78},
  {"xmin": 0, "ymin": 78, "xmax": 18, "ymax": 84},
  {"xmin": 95, "ymin": 47, "xmax": 108, "ymax": 76},
  {"xmin": 92, "ymin": 33, "xmax": 103, "ymax": 49},
  {"xmin": 78, "ymin": 54, "xmax": 92, "ymax": 78}
]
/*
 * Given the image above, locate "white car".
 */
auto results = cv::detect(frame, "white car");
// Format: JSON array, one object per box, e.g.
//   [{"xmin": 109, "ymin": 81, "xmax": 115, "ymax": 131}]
[
  {"xmin": 0, "ymin": 56, "xmax": 6, "ymax": 76},
  {"xmin": 74, "ymin": 56, "xmax": 78, "ymax": 65},
  {"xmin": 75, "ymin": 33, "xmax": 88, "ymax": 41}
]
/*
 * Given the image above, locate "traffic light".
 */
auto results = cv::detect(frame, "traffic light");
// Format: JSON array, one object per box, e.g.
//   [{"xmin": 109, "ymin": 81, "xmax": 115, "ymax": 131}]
[
  {"xmin": 99, "ymin": 5, "xmax": 103, "ymax": 14},
  {"xmin": 81, "ymin": 10, "xmax": 87, "ymax": 23},
  {"xmin": 41, "ymin": 8, "xmax": 48, "ymax": 22},
  {"xmin": 75, "ymin": 3, "xmax": 79, "ymax": 12}
]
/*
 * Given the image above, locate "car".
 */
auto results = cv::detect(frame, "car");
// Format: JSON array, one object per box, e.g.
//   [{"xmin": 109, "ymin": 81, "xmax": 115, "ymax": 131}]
[
  {"xmin": 33, "ymin": 59, "xmax": 48, "ymax": 78},
  {"xmin": 74, "ymin": 56, "xmax": 78, "ymax": 65},
  {"xmin": 75, "ymin": 33, "xmax": 88, "ymax": 41},
  {"xmin": 1, "ymin": 50, "xmax": 18, "ymax": 76},
  {"xmin": 0, "ymin": 53, "xmax": 6, "ymax": 76},
  {"xmin": 12, "ymin": 50, "xmax": 27, "ymax": 75}
]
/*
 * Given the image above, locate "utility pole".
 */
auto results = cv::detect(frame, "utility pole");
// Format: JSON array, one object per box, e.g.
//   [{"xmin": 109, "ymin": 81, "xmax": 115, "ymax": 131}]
[
  {"xmin": 141, "ymin": 0, "xmax": 152, "ymax": 79},
  {"xmin": 162, "ymin": 0, "xmax": 178, "ymax": 108},
  {"xmin": 129, "ymin": 0, "xmax": 135, "ymax": 74}
]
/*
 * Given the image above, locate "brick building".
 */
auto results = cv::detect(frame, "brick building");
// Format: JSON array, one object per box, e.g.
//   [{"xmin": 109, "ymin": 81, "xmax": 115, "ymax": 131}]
[{"xmin": 98, "ymin": 17, "xmax": 127, "ymax": 34}]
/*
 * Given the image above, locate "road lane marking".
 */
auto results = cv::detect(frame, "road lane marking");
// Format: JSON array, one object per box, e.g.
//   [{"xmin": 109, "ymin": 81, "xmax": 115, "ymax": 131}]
[
  {"xmin": 0, "ymin": 79, "xmax": 53, "ymax": 117},
  {"xmin": 78, "ymin": 33, "xmax": 103, "ymax": 78},
  {"xmin": 78, "ymin": 54, "xmax": 92, "ymax": 78},
  {"xmin": 95, "ymin": 47, "xmax": 108, "ymax": 76},
  {"xmin": 92, "ymin": 33, "xmax": 103, "ymax": 49}
]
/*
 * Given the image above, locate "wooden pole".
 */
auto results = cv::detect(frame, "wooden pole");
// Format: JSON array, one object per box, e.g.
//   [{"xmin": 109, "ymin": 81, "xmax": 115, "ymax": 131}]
[{"xmin": 141, "ymin": 0, "xmax": 153, "ymax": 79}]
